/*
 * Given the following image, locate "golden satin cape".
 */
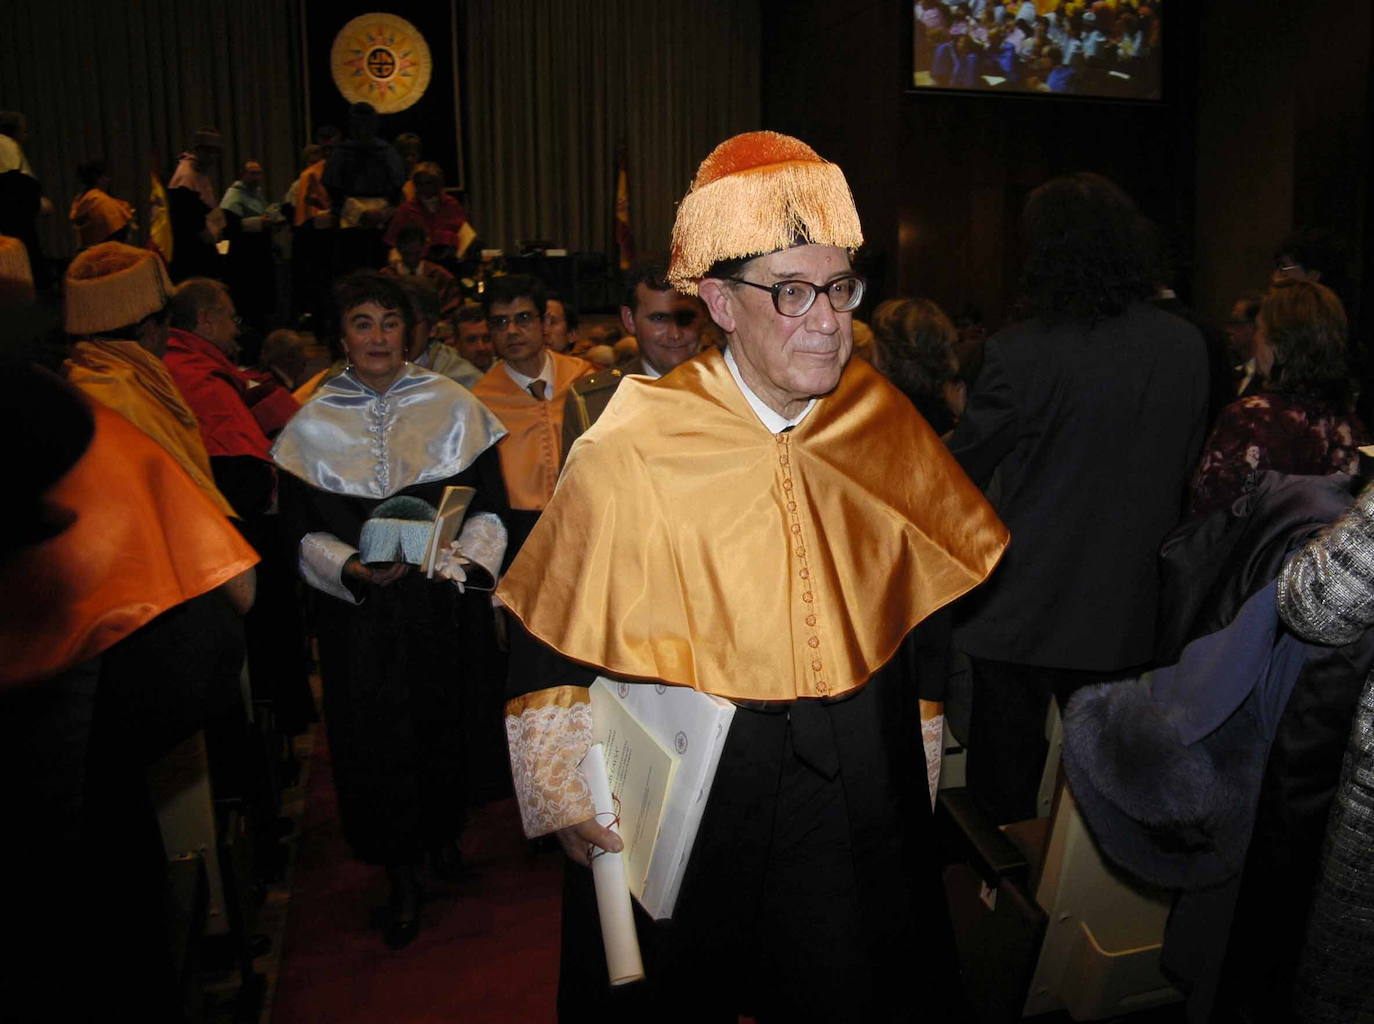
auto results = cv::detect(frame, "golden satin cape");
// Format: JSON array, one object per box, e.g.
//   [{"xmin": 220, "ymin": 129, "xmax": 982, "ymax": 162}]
[
  {"xmin": 69, "ymin": 188, "xmax": 134, "ymax": 249},
  {"xmin": 497, "ymin": 348, "xmax": 1008, "ymax": 702},
  {"xmin": 64, "ymin": 339, "xmax": 238, "ymax": 519},
  {"xmin": 471, "ymin": 351, "xmax": 597, "ymax": 511},
  {"xmin": 293, "ymin": 366, "xmax": 334, "ymax": 404},
  {"xmin": 0, "ymin": 401, "xmax": 259, "ymax": 686},
  {"xmin": 291, "ymin": 160, "xmax": 331, "ymax": 227}
]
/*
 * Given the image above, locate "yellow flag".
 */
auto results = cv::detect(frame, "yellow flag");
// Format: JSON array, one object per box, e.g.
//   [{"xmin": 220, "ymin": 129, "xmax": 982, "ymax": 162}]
[{"xmin": 148, "ymin": 171, "xmax": 173, "ymax": 263}]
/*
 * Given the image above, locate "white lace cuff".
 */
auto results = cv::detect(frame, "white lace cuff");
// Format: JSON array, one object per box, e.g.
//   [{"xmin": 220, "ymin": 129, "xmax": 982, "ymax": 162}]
[
  {"xmin": 922, "ymin": 714, "xmax": 944, "ymax": 810},
  {"xmin": 505, "ymin": 686, "xmax": 596, "ymax": 837},
  {"xmin": 456, "ymin": 512, "xmax": 507, "ymax": 581},
  {"xmin": 300, "ymin": 532, "xmax": 360, "ymax": 605}
]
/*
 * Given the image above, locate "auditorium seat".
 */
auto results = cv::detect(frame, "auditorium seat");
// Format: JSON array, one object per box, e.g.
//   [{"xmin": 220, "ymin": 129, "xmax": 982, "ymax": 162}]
[
  {"xmin": 939, "ymin": 705, "xmax": 1183, "ymax": 1020},
  {"xmin": 1021, "ymin": 784, "xmax": 1180, "ymax": 1019}
]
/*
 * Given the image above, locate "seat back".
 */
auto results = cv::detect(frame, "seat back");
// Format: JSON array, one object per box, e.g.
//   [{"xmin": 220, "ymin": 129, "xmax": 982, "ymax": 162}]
[{"xmin": 1022, "ymin": 783, "xmax": 1181, "ymax": 1019}]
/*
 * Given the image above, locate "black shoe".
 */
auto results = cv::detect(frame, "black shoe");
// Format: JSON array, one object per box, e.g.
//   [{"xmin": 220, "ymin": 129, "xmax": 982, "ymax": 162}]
[
  {"xmin": 382, "ymin": 913, "xmax": 419, "ymax": 950},
  {"xmin": 426, "ymin": 840, "xmax": 471, "ymax": 882},
  {"xmin": 266, "ymin": 815, "xmax": 300, "ymax": 842},
  {"xmin": 381, "ymin": 866, "xmax": 422, "ymax": 951},
  {"xmin": 279, "ymin": 750, "xmax": 302, "ymax": 789}
]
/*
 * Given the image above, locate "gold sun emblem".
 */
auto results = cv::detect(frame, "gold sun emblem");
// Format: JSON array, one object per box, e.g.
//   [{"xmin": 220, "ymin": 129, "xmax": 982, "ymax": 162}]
[{"xmin": 331, "ymin": 14, "xmax": 432, "ymax": 114}]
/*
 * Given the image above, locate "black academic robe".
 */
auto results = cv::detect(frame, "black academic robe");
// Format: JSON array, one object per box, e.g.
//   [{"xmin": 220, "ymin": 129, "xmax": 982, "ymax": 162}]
[
  {"xmin": 0, "ymin": 167, "xmax": 49, "ymax": 288},
  {"xmin": 509, "ymin": 620, "xmax": 966, "ymax": 1024},
  {"xmin": 167, "ymin": 185, "xmax": 220, "ymax": 282},
  {"xmin": 279, "ymin": 447, "xmax": 509, "ymax": 864},
  {"xmin": 220, "ymin": 208, "xmax": 276, "ymax": 338}
]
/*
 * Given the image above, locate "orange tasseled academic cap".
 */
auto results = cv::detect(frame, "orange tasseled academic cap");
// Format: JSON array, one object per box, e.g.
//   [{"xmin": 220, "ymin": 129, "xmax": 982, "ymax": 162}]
[
  {"xmin": 667, "ymin": 131, "xmax": 863, "ymax": 294},
  {"xmin": 65, "ymin": 242, "xmax": 172, "ymax": 335}
]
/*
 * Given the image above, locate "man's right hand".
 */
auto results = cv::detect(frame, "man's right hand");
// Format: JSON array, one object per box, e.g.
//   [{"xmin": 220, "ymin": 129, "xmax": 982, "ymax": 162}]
[{"xmin": 556, "ymin": 817, "xmax": 623, "ymax": 867}]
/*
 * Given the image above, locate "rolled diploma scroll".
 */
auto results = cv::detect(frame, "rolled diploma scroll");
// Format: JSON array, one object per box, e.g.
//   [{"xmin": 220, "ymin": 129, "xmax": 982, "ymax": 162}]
[{"xmin": 582, "ymin": 743, "xmax": 645, "ymax": 985}]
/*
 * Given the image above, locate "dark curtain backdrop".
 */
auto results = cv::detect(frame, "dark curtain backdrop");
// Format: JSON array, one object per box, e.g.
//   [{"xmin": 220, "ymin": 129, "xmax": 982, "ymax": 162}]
[
  {"xmin": 461, "ymin": 0, "xmax": 761, "ymax": 258},
  {"xmin": 1, "ymin": 0, "xmax": 304, "ymax": 262}
]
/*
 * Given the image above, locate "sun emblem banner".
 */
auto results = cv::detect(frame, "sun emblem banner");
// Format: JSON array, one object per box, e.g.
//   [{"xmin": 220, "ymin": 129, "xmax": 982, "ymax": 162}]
[{"xmin": 330, "ymin": 13, "xmax": 433, "ymax": 113}]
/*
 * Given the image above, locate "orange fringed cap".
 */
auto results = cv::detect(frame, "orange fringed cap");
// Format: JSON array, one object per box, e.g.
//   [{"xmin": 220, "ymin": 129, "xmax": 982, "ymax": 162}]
[
  {"xmin": 667, "ymin": 131, "xmax": 863, "ymax": 294},
  {"xmin": 65, "ymin": 241, "xmax": 173, "ymax": 336}
]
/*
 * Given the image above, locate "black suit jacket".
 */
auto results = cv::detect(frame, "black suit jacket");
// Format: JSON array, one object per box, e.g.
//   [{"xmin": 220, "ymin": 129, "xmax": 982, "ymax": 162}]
[{"xmin": 948, "ymin": 302, "xmax": 1208, "ymax": 671}]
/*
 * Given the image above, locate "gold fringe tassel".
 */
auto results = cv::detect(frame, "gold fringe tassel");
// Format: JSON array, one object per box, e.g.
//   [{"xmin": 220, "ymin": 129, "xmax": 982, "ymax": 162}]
[
  {"xmin": 64, "ymin": 243, "xmax": 173, "ymax": 335},
  {"xmin": 668, "ymin": 160, "xmax": 864, "ymax": 293}
]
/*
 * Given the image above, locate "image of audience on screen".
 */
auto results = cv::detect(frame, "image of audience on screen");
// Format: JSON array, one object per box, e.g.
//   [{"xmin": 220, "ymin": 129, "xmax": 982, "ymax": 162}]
[{"xmin": 913, "ymin": 1, "xmax": 1162, "ymax": 100}]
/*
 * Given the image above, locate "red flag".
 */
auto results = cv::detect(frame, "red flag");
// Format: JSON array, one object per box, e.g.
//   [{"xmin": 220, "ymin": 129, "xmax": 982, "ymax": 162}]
[{"xmin": 614, "ymin": 145, "xmax": 636, "ymax": 271}]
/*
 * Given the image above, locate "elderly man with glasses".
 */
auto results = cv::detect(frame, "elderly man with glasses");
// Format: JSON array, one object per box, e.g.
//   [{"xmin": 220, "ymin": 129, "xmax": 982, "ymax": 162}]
[
  {"xmin": 498, "ymin": 131, "xmax": 1007, "ymax": 1020},
  {"xmin": 469, "ymin": 274, "xmax": 596, "ymax": 559}
]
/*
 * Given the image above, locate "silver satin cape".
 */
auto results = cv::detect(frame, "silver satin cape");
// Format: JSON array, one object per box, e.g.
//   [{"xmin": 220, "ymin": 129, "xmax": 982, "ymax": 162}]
[{"xmin": 271, "ymin": 364, "xmax": 506, "ymax": 498}]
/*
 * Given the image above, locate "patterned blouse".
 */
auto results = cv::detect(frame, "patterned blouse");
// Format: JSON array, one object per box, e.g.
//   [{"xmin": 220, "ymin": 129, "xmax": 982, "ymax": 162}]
[{"xmin": 1189, "ymin": 393, "xmax": 1367, "ymax": 516}]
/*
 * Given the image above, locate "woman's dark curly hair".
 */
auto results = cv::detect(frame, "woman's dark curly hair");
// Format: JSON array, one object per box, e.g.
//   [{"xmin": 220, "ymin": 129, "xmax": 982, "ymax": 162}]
[
  {"xmin": 1261, "ymin": 279, "xmax": 1353, "ymax": 406},
  {"xmin": 1019, "ymin": 172, "xmax": 1156, "ymax": 325},
  {"xmin": 333, "ymin": 270, "xmax": 413, "ymax": 329},
  {"xmin": 871, "ymin": 297, "xmax": 961, "ymax": 433}
]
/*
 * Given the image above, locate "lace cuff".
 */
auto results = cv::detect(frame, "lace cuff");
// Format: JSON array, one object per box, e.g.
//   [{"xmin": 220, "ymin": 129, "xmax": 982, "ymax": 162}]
[
  {"xmin": 505, "ymin": 685, "xmax": 596, "ymax": 837},
  {"xmin": 922, "ymin": 714, "xmax": 944, "ymax": 810},
  {"xmin": 456, "ymin": 512, "xmax": 507, "ymax": 581},
  {"xmin": 300, "ymin": 532, "xmax": 360, "ymax": 605}
]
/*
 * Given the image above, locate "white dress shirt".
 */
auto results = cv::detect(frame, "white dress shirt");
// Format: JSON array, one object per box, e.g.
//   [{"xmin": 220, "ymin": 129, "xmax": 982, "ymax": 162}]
[
  {"xmin": 502, "ymin": 351, "xmax": 554, "ymax": 397},
  {"xmin": 723, "ymin": 346, "xmax": 817, "ymax": 434}
]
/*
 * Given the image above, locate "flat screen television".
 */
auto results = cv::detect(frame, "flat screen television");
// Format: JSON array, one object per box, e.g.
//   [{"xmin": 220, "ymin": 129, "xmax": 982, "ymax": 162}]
[{"xmin": 911, "ymin": 1, "xmax": 1163, "ymax": 101}]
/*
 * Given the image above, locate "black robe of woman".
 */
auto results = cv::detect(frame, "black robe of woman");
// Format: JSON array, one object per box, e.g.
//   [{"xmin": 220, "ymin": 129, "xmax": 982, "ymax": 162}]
[{"xmin": 279, "ymin": 446, "xmax": 509, "ymax": 865}]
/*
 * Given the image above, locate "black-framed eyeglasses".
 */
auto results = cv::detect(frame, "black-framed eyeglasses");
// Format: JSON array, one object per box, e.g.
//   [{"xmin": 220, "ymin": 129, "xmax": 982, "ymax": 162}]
[
  {"xmin": 487, "ymin": 310, "xmax": 540, "ymax": 331},
  {"xmin": 725, "ymin": 275, "xmax": 865, "ymax": 317}
]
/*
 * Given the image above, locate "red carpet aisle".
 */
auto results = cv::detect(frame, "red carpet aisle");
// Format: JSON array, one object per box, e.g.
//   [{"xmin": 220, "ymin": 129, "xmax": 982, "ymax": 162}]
[{"xmin": 271, "ymin": 735, "xmax": 564, "ymax": 1022}]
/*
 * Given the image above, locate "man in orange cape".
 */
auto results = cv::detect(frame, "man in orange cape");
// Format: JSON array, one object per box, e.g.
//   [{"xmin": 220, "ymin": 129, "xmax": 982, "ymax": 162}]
[
  {"xmin": 0, "ymin": 366, "xmax": 257, "ymax": 1015},
  {"xmin": 470, "ymin": 274, "xmax": 596, "ymax": 557},
  {"xmin": 1, "ymin": 378, "xmax": 257, "ymax": 686},
  {"xmin": 68, "ymin": 160, "xmax": 135, "ymax": 249},
  {"xmin": 61, "ymin": 241, "xmax": 237, "ymax": 519},
  {"xmin": 497, "ymin": 131, "xmax": 1008, "ymax": 1019}
]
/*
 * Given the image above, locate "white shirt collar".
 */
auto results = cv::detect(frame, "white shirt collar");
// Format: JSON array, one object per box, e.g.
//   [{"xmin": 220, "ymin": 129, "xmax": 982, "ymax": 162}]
[
  {"xmin": 723, "ymin": 346, "xmax": 817, "ymax": 434},
  {"xmin": 502, "ymin": 350, "xmax": 554, "ymax": 396},
  {"xmin": 637, "ymin": 355, "xmax": 663, "ymax": 380}
]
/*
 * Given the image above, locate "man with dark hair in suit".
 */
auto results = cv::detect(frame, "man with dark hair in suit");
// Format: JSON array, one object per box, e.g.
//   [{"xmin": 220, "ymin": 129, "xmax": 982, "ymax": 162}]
[
  {"xmin": 561, "ymin": 261, "xmax": 708, "ymax": 457},
  {"xmin": 543, "ymin": 293, "xmax": 578, "ymax": 353},
  {"xmin": 453, "ymin": 302, "xmax": 496, "ymax": 372},
  {"xmin": 469, "ymin": 274, "xmax": 595, "ymax": 557},
  {"xmin": 949, "ymin": 172, "xmax": 1208, "ymax": 825}
]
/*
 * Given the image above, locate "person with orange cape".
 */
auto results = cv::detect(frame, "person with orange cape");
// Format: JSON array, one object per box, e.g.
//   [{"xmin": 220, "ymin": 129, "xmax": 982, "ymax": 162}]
[
  {"xmin": 469, "ymin": 274, "xmax": 596, "ymax": 560},
  {"xmin": 61, "ymin": 241, "xmax": 237, "ymax": 519},
  {"xmin": 68, "ymin": 159, "xmax": 135, "ymax": 249},
  {"xmin": 0, "ymin": 361, "xmax": 258, "ymax": 1017},
  {"xmin": 499, "ymin": 131, "xmax": 1008, "ymax": 1020}
]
